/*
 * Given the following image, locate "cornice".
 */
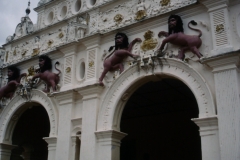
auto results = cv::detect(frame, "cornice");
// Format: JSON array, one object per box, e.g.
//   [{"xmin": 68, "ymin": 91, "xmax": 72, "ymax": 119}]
[
  {"xmin": 201, "ymin": 50, "xmax": 240, "ymax": 72},
  {"xmin": 95, "ymin": 130, "xmax": 127, "ymax": 142},
  {"xmin": 52, "ymin": 90, "xmax": 80, "ymax": 105},
  {"xmin": 74, "ymin": 84, "xmax": 104, "ymax": 100},
  {"xmin": 199, "ymin": 0, "xmax": 229, "ymax": 11}
]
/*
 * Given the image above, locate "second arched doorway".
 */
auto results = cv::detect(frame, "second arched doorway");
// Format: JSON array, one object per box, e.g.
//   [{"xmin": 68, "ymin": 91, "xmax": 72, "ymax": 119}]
[
  {"xmin": 120, "ymin": 78, "xmax": 201, "ymax": 160},
  {"xmin": 10, "ymin": 102, "xmax": 50, "ymax": 160}
]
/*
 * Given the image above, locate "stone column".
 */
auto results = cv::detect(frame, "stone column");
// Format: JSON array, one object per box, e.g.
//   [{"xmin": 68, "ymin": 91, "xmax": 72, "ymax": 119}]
[
  {"xmin": 43, "ymin": 137, "xmax": 57, "ymax": 160},
  {"xmin": 192, "ymin": 116, "xmax": 220, "ymax": 160},
  {"xmin": 204, "ymin": 53, "xmax": 240, "ymax": 160},
  {"xmin": 0, "ymin": 143, "xmax": 16, "ymax": 160},
  {"xmin": 54, "ymin": 90, "xmax": 79, "ymax": 160},
  {"xmin": 76, "ymin": 85, "xmax": 103, "ymax": 160},
  {"xmin": 71, "ymin": 135, "xmax": 81, "ymax": 160},
  {"xmin": 95, "ymin": 130, "xmax": 127, "ymax": 160}
]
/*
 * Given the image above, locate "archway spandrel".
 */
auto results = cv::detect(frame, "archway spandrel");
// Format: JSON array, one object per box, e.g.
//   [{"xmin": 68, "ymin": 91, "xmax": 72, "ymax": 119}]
[{"xmin": 98, "ymin": 58, "xmax": 216, "ymax": 131}]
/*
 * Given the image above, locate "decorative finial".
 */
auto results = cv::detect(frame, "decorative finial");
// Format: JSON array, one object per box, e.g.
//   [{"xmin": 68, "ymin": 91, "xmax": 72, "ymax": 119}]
[{"xmin": 25, "ymin": 0, "xmax": 31, "ymax": 16}]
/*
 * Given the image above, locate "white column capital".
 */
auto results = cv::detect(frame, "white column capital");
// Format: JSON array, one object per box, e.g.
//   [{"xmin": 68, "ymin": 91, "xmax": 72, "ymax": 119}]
[
  {"xmin": 199, "ymin": 0, "xmax": 229, "ymax": 11},
  {"xmin": 58, "ymin": 43, "xmax": 78, "ymax": 57},
  {"xmin": 95, "ymin": 130, "xmax": 127, "ymax": 146},
  {"xmin": 75, "ymin": 85, "xmax": 104, "ymax": 100},
  {"xmin": 51, "ymin": 90, "xmax": 81, "ymax": 105},
  {"xmin": 202, "ymin": 53, "xmax": 240, "ymax": 73},
  {"xmin": 0, "ymin": 143, "xmax": 17, "ymax": 160},
  {"xmin": 192, "ymin": 116, "xmax": 218, "ymax": 136},
  {"xmin": 81, "ymin": 35, "xmax": 101, "ymax": 50}
]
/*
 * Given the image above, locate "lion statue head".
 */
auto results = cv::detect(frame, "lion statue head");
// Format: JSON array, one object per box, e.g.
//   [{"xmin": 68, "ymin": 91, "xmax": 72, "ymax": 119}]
[
  {"xmin": 7, "ymin": 66, "xmax": 20, "ymax": 82},
  {"xmin": 108, "ymin": 32, "xmax": 129, "ymax": 52},
  {"xmin": 39, "ymin": 55, "xmax": 52, "ymax": 73},
  {"xmin": 168, "ymin": 15, "xmax": 184, "ymax": 35}
]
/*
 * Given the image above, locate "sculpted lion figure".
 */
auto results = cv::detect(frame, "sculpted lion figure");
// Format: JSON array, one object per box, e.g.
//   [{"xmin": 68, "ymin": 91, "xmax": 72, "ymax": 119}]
[
  {"xmin": 157, "ymin": 15, "xmax": 203, "ymax": 60},
  {"xmin": 32, "ymin": 55, "xmax": 61, "ymax": 93},
  {"xmin": 0, "ymin": 66, "xmax": 26, "ymax": 100},
  {"xmin": 99, "ymin": 32, "xmax": 142, "ymax": 86}
]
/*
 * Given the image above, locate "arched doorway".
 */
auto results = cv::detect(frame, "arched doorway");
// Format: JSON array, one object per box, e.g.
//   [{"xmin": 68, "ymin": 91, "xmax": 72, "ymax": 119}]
[
  {"xmin": 10, "ymin": 103, "xmax": 50, "ymax": 160},
  {"xmin": 120, "ymin": 78, "xmax": 201, "ymax": 160}
]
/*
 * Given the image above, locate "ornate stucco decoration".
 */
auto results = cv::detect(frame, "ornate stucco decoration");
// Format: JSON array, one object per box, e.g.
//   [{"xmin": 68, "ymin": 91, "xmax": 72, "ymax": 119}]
[
  {"xmin": 216, "ymin": 24, "xmax": 224, "ymax": 34},
  {"xmin": 32, "ymin": 36, "xmax": 41, "ymax": 56},
  {"xmin": 89, "ymin": 61, "xmax": 94, "ymax": 68},
  {"xmin": 141, "ymin": 30, "xmax": 158, "ymax": 51},
  {"xmin": 135, "ymin": 0, "xmax": 147, "ymax": 20},
  {"xmin": 13, "ymin": 48, "xmax": 17, "ymax": 56},
  {"xmin": 67, "ymin": 16, "xmax": 88, "ymax": 41},
  {"xmin": 47, "ymin": 39, "xmax": 54, "ymax": 48},
  {"xmin": 114, "ymin": 14, "xmax": 124, "ymax": 24},
  {"xmin": 66, "ymin": 67, "xmax": 71, "ymax": 73},
  {"xmin": 160, "ymin": 0, "xmax": 170, "ymax": 6},
  {"xmin": 58, "ymin": 32, "xmax": 64, "ymax": 38},
  {"xmin": 97, "ymin": 0, "xmax": 196, "ymax": 34},
  {"xmin": 21, "ymin": 49, "xmax": 28, "ymax": 56}
]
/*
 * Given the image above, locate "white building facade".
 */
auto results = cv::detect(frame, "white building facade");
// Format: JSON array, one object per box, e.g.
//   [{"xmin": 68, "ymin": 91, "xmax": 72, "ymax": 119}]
[{"xmin": 0, "ymin": 0, "xmax": 240, "ymax": 159}]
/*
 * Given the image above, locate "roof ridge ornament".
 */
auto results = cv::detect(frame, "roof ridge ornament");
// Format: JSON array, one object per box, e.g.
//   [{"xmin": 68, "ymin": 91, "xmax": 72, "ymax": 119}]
[{"xmin": 25, "ymin": 0, "xmax": 31, "ymax": 16}]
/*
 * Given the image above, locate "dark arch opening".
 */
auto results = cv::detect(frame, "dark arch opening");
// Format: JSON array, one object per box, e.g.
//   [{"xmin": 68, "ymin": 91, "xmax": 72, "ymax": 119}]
[
  {"xmin": 120, "ymin": 78, "xmax": 201, "ymax": 160},
  {"xmin": 10, "ymin": 104, "xmax": 50, "ymax": 160}
]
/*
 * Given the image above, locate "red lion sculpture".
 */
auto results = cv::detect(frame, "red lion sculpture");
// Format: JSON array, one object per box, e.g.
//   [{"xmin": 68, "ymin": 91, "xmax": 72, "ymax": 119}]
[
  {"xmin": 99, "ymin": 32, "xmax": 141, "ymax": 86},
  {"xmin": 32, "ymin": 55, "xmax": 61, "ymax": 93},
  {"xmin": 157, "ymin": 15, "xmax": 203, "ymax": 60},
  {"xmin": 0, "ymin": 66, "xmax": 26, "ymax": 100}
]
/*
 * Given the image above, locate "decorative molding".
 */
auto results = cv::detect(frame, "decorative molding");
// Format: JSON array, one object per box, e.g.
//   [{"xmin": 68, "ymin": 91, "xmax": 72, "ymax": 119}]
[
  {"xmin": 0, "ymin": 89, "xmax": 58, "ymax": 141},
  {"xmin": 202, "ymin": 53, "xmax": 240, "ymax": 73},
  {"xmin": 95, "ymin": 130, "xmax": 127, "ymax": 145},
  {"xmin": 97, "ymin": 58, "xmax": 216, "ymax": 131},
  {"xmin": 192, "ymin": 116, "xmax": 218, "ymax": 136},
  {"xmin": 75, "ymin": 84, "xmax": 104, "ymax": 100}
]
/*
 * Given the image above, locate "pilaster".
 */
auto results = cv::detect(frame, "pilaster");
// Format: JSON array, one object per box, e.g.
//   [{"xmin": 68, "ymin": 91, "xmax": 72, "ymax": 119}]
[
  {"xmin": 0, "ymin": 143, "xmax": 16, "ymax": 160},
  {"xmin": 76, "ymin": 85, "xmax": 103, "ymax": 160},
  {"xmin": 200, "ymin": 0, "xmax": 233, "ymax": 55},
  {"xmin": 53, "ymin": 90, "xmax": 80, "ymax": 160},
  {"xmin": 204, "ymin": 53, "xmax": 240, "ymax": 160},
  {"xmin": 192, "ymin": 116, "xmax": 220, "ymax": 160},
  {"xmin": 95, "ymin": 130, "xmax": 127, "ymax": 160},
  {"xmin": 82, "ymin": 36, "xmax": 101, "ymax": 85},
  {"xmin": 59, "ymin": 45, "xmax": 77, "ymax": 91},
  {"xmin": 43, "ymin": 137, "xmax": 57, "ymax": 160}
]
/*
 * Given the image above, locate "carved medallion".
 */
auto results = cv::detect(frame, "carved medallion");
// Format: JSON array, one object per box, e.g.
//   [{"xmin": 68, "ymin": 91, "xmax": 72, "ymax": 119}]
[
  {"xmin": 32, "ymin": 48, "xmax": 40, "ymax": 56},
  {"xmin": 66, "ymin": 67, "xmax": 71, "ymax": 73},
  {"xmin": 47, "ymin": 39, "xmax": 54, "ymax": 47},
  {"xmin": 141, "ymin": 30, "xmax": 158, "ymax": 51},
  {"xmin": 22, "ymin": 49, "xmax": 28, "ymax": 56},
  {"xmin": 89, "ymin": 61, "xmax": 94, "ymax": 68},
  {"xmin": 58, "ymin": 32, "xmax": 64, "ymax": 38},
  {"xmin": 216, "ymin": 24, "xmax": 224, "ymax": 34},
  {"xmin": 114, "ymin": 14, "xmax": 124, "ymax": 23},
  {"xmin": 160, "ymin": 0, "xmax": 170, "ymax": 6}
]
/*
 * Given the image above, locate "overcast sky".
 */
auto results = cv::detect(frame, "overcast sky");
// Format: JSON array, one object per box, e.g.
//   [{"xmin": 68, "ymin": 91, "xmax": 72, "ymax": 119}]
[{"xmin": 0, "ymin": 0, "xmax": 38, "ymax": 47}]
